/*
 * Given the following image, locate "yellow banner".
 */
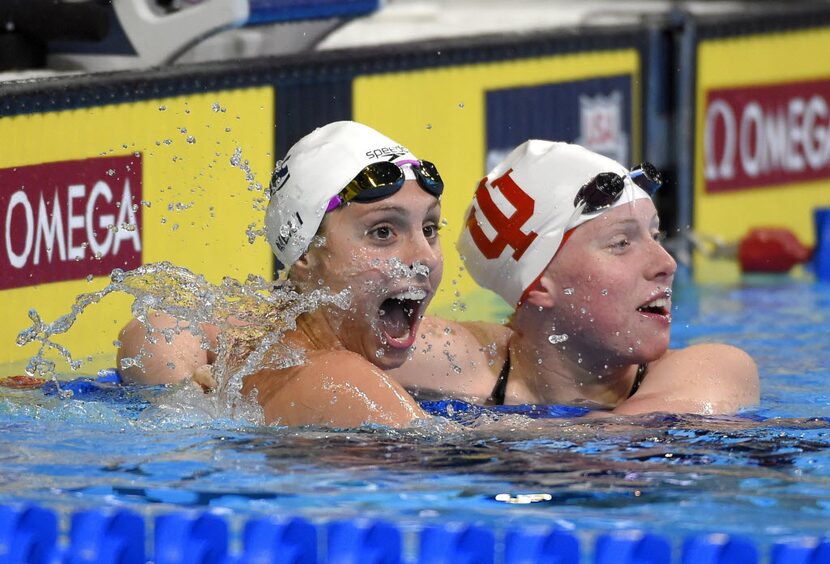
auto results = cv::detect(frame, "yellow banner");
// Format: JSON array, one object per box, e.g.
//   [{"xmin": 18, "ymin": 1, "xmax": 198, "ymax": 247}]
[
  {"xmin": 695, "ymin": 27, "xmax": 830, "ymax": 281},
  {"xmin": 353, "ymin": 49, "xmax": 640, "ymax": 317},
  {"xmin": 0, "ymin": 87, "xmax": 274, "ymax": 371}
]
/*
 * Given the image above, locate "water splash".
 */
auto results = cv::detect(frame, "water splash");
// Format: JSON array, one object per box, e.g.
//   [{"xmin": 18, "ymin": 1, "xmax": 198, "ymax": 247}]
[
  {"xmin": 17, "ymin": 261, "xmax": 351, "ymax": 417},
  {"xmin": 548, "ymin": 333, "xmax": 569, "ymax": 345}
]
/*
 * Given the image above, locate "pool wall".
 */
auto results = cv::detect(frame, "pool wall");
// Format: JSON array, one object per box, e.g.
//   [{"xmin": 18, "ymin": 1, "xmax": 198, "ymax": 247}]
[{"xmin": 2, "ymin": 4, "xmax": 830, "ymax": 367}]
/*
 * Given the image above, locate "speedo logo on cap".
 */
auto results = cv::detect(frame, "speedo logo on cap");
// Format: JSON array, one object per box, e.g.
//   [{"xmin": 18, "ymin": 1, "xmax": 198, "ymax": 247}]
[{"xmin": 366, "ymin": 145, "xmax": 408, "ymax": 160}]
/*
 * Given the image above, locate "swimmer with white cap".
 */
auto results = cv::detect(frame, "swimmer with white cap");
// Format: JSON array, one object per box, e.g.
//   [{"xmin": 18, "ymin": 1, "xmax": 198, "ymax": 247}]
[
  {"xmin": 391, "ymin": 140, "xmax": 759, "ymax": 414},
  {"xmin": 119, "ymin": 121, "xmax": 444, "ymax": 427}
]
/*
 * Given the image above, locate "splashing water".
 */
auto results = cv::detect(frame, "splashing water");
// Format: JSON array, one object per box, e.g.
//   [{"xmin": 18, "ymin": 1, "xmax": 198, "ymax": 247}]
[
  {"xmin": 548, "ymin": 333, "xmax": 569, "ymax": 345},
  {"xmin": 386, "ymin": 258, "xmax": 430, "ymax": 280},
  {"xmin": 16, "ymin": 261, "xmax": 351, "ymax": 418}
]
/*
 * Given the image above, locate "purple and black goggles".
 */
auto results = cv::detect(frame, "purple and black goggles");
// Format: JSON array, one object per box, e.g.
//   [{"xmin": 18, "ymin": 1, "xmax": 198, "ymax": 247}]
[
  {"xmin": 326, "ymin": 159, "xmax": 444, "ymax": 212},
  {"xmin": 573, "ymin": 162, "xmax": 663, "ymax": 214}
]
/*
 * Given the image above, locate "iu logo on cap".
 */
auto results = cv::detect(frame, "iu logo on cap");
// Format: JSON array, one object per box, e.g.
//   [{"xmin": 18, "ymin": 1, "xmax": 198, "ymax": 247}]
[{"xmin": 466, "ymin": 168, "xmax": 538, "ymax": 260}]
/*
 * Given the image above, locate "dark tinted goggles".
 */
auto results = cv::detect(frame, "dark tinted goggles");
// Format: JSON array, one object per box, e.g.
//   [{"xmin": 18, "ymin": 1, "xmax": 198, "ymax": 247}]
[
  {"xmin": 573, "ymin": 162, "xmax": 663, "ymax": 214},
  {"xmin": 326, "ymin": 160, "xmax": 444, "ymax": 212}
]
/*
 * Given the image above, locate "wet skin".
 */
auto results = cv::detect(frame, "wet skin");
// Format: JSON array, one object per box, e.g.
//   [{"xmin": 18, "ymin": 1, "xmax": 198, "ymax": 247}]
[
  {"xmin": 536, "ymin": 199, "xmax": 676, "ymax": 374},
  {"xmin": 290, "ymin": 179, "xmax": 444, "ymax": 371},
  {"xmin": 239, "ymin": 180, "xmax": 442, "ymax": 426}
]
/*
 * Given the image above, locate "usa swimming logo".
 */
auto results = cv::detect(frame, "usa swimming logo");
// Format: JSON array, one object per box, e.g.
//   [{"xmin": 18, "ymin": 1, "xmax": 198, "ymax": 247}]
[{"xmin": 575, "ymin": 91, "xmax": 629, "ymax": 165}]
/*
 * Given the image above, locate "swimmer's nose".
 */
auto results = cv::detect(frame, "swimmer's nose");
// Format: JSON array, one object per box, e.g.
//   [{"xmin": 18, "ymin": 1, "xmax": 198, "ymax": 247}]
[
  {"xmin": 647, "ymin": 237, "xmax": 677, "ymax": 281},
  {"xmin": 402, "ymin": 231, "xmax": 441, "ymax": 278}
]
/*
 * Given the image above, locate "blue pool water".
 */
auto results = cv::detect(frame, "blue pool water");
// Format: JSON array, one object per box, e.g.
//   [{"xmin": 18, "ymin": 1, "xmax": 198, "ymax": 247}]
[{"xmin": 1, "ymin": 275, "xmax": 829, "ymax": 555}]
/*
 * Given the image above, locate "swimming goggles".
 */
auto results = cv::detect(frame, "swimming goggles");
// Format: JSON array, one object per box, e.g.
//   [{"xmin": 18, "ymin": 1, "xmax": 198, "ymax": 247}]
[
  {"xmin": 573, "ymin": 162, "xmax": 663, "ymax": 214},
  {"xmin": 326, "ymin": 159, "xmax": 444, "ymax": 212}
]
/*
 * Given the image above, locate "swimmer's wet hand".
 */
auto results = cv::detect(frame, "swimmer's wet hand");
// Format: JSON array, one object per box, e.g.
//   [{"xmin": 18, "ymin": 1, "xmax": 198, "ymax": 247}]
[{"xmin": 191, "ymin": 364, "xmax": 217, "ymax": 393}]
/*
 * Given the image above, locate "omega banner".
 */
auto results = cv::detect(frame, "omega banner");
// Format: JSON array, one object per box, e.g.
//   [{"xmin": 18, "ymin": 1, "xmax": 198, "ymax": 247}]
[
  {"xmin": 0, "ymin": 88, "xmax": 274, "ymax": 367},
  {"xmin": 695, "ymin": 26, "xmax": 830, "ymax": 280},
  {"xmin": 1, "ymin": 156, "xmax": 143, "ymax": 290},
  {"xmin": 704, "ymin": 79, "xmax": 830, "ymax": 193}
]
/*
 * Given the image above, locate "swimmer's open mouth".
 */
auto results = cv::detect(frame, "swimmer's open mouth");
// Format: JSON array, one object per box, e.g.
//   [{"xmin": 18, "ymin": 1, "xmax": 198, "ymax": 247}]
[
  {"xmin": 378, "ymin": 288, "xmax": 428, "ymax": 349},
  {"xmin": 637, "ymin": 297, "xmax": 671, "ymax": 320}
]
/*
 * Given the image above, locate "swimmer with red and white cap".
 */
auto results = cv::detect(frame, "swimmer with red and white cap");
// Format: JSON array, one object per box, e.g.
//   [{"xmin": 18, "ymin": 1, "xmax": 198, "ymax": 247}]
[
  {"xmin": 391, "ymin": 140, "xmax": 759, "ymax": 415},
  {"xmin": 119, "ymin": 121, "xmax": 444, "ymax": 427}
]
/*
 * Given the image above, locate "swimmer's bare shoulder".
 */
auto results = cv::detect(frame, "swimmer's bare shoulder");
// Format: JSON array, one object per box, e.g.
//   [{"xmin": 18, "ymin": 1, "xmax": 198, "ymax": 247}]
[
  {"xmin": 117, "ymin": 312, "xmax": 219, "ymax": 385},
  {"xmin": 388, "ymin": 316, "xmax": 510, "ymax": 402},
  {"xmin": 242, "ymin": 349, "xmax": 426, "ymax": 428},
  {"xmin": 612, "ymin": 343, "xmax": 760, "ymax": 416}
]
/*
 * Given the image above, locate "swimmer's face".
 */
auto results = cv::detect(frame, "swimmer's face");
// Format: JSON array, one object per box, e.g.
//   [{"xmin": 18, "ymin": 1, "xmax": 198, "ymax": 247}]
[
  {"xmin": 543, "ymin": 199, "xmax": 676, "ymax": 369},
  {"xmin": 303, "ymin": 179, "xmax": 443, "ymax": 370}
]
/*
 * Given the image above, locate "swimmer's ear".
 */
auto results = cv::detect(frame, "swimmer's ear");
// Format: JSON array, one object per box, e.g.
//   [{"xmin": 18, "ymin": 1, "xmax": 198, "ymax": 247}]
[
  {"xmin": 289, "ymin": 251, "xmax": 315, "ymax": 282},
  {"xmin": 523, "ymin": 275, "xmax": 556, "ymax": 309}
]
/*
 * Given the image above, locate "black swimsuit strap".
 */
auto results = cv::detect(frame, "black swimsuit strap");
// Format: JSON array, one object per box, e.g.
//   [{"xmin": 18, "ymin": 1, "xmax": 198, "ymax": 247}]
[
  {"xmin": 488, "ymin": 352, "xmax": 511, "ymax": 406},
  {"xmin": 489, "ymin": 357, "xmax": 647, "ymax": 406},
  {"xmin": 628, "ymin": 363, "xmax": 649, "ymax": 398}
]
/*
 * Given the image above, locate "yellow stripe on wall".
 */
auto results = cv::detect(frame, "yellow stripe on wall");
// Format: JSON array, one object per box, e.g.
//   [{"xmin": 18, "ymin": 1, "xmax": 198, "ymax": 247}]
[
  {"xmin": 0, "ymin": 87, "xmax": 274, "ymax": 370},
  {"xmin": 695, "ymin": 28, "xmax": 830, "ymax": 281}
]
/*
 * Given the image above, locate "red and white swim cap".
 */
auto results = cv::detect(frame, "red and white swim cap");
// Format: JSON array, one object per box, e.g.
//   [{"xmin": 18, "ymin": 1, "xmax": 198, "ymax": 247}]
[{"xmin": 457, "ymin": 140, "xmax": 652, "ymax": 306}]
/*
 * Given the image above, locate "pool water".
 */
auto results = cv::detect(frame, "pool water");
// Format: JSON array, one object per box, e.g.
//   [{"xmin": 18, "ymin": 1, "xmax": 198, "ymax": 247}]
[{"xmin": 1, "ymin": 276, "xmax": 829, "ymax": 554}]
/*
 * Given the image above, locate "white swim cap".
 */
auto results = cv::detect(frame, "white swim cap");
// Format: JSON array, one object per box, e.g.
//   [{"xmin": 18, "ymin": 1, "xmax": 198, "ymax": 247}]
[
  {"xmin": 265, "ymin": 121, "xmax": 419, "ymax": 272},
  {"xmin": 457, "ymin": 140, "xmax": 653, "ymax": 306}
]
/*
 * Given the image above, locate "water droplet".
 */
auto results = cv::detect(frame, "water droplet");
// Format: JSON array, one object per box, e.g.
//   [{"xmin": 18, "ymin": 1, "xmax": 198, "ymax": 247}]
[
  {"xmin": 186, "ymin": 135, "xmax": 196, "ymax": 144},
  {"xmin": 548, "ymin": 333, "xmax": 569, "ymax": 344},
  {"xmin": 601, "ymin": 288, "xmax": 609, "ymax": 296},
  {"xmin": 158, "ymin": 105, "xmax": 166, "ymax": 111},
  {"xmin": 106, "ymin": 168, "xmax": 116, "ymax": 176},
  {"xmin": 563, "ymin": 287, "xmax": 575, "ymax": 295},
  {"xmin": 425, "ymin": 123, "xmax": 432, "ymax": 130},
  {"xmin": 212, "ymin": 102, "xmax": 221, "ymax": 112},
  {"xmin": 458, "ymin": 102, "xmax": 465, "ymax": 108}
]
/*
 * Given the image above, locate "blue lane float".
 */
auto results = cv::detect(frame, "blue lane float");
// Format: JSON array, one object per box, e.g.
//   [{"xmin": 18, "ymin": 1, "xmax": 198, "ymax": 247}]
[{"xmin": 3, "ymin": 503, "xmax": 830, "ymax": 564}]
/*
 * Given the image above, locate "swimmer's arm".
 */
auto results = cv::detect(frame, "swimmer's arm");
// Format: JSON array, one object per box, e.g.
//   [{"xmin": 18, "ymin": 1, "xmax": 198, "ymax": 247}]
[
  {"xmin": 387, "ymin": 316, "xmax": 507, "ymax": 402},
  {"xmin": 116, "ymin": 312, "xmax": 218, "ymax": 386},
  {"xmin": 612, "ymin": 343, "xmax": 760, "ymax": 416},
  {"xmin": 245, "ymin": 351, "xmax": 425, "ymax": 428}
]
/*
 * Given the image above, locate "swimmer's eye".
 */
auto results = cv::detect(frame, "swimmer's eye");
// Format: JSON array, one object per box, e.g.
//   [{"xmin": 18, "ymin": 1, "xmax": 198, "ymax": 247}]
[
  {"xmin": 368, "ymin": 225, "xmax": 394, "ymax": 241},
  {"xmin": 609, "ymin": 237, "xmax": 630, "ymax": 250},
  {"xmin": 423, "ymin": 223, "xmax": 440, "ymax": 239}
]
